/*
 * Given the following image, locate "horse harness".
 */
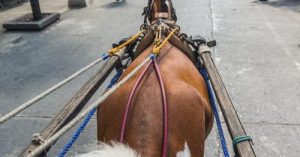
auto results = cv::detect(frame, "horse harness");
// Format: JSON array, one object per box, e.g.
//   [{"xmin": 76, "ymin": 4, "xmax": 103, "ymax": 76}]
[
  {"xmin": 108, "ymin": 20, "xmax": 216, "ymax": 157},
  {"xmin": 113, "ymin": 21, "xmax": 216, "ymax": 70}
]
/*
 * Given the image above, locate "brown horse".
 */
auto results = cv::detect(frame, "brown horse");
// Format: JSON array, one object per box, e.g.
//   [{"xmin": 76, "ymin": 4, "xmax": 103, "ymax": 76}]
[{"xmin": 95, "ymin": 0, "xmax": 213, "ymax": 157}]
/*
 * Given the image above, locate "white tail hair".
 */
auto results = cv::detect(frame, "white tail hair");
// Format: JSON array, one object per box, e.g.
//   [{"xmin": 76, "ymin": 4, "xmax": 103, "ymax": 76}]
[
  {"xmin": 75, "ymin": 142, "xmax": 191, "ymax": 157},
  {"xmin": 75, "ymin": 142, "xmax": 141, "ymax": 157},
  {"xmin": 176, "ymin": 142, "xmax": 191, "ymax": 157}
]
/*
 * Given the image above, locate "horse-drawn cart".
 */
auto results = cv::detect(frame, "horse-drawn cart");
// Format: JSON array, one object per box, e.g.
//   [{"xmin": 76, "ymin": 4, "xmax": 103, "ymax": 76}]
[{"xmin": 0, "ymin": 0, "xmax": 256, "ymax": 157}]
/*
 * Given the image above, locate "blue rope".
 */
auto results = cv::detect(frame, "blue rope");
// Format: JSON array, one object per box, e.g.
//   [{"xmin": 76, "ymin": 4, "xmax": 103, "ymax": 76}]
[
  {"xmin": 57, "ymin": 108, "xmax": 97, "ymax": 157},
  {"xmin": 107, "ymin": 70, "xmax": 123, "ymax": 89},
  {"xmin": 199, "ymin": 66, "xmax": 230, "ymax": 157},
  {"xmin": 57, "ymin": 57, "xmax": 122, "ymax": 157}
]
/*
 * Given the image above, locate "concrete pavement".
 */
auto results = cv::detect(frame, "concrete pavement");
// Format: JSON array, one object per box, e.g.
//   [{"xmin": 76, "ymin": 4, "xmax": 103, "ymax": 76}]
[
  {"xmin": 0, "ymin": 0, "xmax": 299, "ymax": 156},
  {"xmin": 212, "ymin": 0, "xmax": 300, "ymax": 156}
]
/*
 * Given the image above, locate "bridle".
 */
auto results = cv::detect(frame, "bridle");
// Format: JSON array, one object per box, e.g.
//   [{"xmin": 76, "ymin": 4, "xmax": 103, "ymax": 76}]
[{"xmin": 143, "ymin": 0, "xmax": 177, "ymax": 24}]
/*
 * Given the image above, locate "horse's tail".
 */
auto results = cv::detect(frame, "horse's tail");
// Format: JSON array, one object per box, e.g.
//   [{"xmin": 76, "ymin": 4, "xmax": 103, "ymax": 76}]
[
  {"xmin": 75, "ymin": 142, "xmax": 140, "ymax": 157},
  {"xmin": 75, "ymin": 142, "xmax": 191, "ymax": 157}
]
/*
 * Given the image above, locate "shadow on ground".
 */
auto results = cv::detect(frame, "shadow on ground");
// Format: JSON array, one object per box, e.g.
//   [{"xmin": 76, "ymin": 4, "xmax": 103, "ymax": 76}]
[
  {"xmin": 100, "ymin": 0, "xmax": 127, "ymax": 9},
  {"xmin": 254, "ymin": 0, "xmax": 300, "ymax": 12},
  {"xmin": 0, "ymin": 0, "xmax": 29, "ymax": 12}
]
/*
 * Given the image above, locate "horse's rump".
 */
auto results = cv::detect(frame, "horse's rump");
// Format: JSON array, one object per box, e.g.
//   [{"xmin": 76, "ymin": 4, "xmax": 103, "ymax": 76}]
[{"xmin": 97, "ymin": 41, "xmax": 213, "ymax": 157}]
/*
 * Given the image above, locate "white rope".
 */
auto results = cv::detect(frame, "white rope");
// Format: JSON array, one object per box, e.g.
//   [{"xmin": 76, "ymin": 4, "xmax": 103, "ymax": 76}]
[
  {"xmin": 26, "ymin": 56, "xmax": 151, "ymax": 157},
  {"xmin": 0, "ymin": 56, "xmax": 108, "ymax": 125}
]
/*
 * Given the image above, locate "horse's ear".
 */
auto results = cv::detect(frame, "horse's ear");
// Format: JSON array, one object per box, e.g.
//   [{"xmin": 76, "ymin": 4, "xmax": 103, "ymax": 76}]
[{"xmin": 176, "ymin": 142, "xmax": 191, "ymax": 157}]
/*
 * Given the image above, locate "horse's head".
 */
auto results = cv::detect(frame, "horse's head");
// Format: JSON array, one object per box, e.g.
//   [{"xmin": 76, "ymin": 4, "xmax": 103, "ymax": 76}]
[{"xmin": 143, "ymin": 0, "xmax": 177, "ymax": 24}]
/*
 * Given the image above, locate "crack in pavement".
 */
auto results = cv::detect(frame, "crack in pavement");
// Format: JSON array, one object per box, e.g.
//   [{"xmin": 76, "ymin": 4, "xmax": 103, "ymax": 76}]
[
  {"xmin": 8, "ymin": 115, "xmax": 97, "ymax": 120},
  {"xmin": 208, "ymin": 0, "xmax": 223, "ymax": 157},
  {"xmin": 219, "ymin": 120, "xmax": 300, "ymax": 126},
  {"xmin": 242, "ymin": 121, "xmax": 300, "ymax": 126}
]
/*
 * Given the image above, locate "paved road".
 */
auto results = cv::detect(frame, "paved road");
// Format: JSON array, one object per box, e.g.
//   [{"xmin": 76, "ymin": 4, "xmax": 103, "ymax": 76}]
[
  {"xmin": 0, "ymin": 0, "xmax": 68, "ymax": 33},
  {"xmin": 0, "ymin": 0, "xmax": 299, "ymax": 156}
]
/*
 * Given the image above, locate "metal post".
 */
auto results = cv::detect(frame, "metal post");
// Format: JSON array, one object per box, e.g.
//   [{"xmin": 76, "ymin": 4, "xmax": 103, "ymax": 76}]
[{"xmin": 30, "ymin": 0, "xmax": 43, "ymax": 20}]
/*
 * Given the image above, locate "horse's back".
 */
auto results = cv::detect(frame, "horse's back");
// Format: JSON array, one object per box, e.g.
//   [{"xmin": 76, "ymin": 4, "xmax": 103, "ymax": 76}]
[{"xmin": 97, "ymin": 42, "xmax": 213, "ymax": 157}]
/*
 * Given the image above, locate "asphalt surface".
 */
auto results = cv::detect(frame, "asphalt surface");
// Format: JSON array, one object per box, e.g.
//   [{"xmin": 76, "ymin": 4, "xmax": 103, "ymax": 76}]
[{"xmin": 0, "ymin": 0, "xmax": 299, "ymax": 156}]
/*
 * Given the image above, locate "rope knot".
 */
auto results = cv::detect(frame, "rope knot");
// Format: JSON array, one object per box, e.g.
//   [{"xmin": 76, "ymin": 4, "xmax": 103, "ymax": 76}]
[
  {"xmin": 108, "ymin": 30, "xmax": 145, "ymax": 56},
  {"xmin": 108, "ymin": 48, "xmax": 120, "ymax": 56},
  {"xmin": 32, "ymin": 133, "xmax": 45, "ymax": 145},
  {"xmin": 152, "ymin": 28, "xmax": 179, "ymax": 55}
]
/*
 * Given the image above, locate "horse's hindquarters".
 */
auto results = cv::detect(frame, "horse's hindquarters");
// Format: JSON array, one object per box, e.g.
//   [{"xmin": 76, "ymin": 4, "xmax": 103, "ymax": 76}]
[{"xmin": 97, "ymin": 42, "xmax": 213, "ymax": 157}]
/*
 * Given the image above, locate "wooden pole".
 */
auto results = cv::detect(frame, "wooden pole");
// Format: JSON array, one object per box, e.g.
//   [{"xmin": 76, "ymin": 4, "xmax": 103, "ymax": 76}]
[
  {"xmin": 21, "ymin": 55, "xmax": 121, "ymax": 157},
  {"xmin": 197, "ymin": 44, "xmax": 256, "ymax": 157}
]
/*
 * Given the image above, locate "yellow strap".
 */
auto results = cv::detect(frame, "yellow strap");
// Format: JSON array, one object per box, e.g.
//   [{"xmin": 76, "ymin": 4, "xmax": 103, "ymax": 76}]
[
  {"xmin": 109, "ymin": 30, "xmax": 145, "ymax": 56},
  {"xmin": 152, "ymin": 28, "xmax": 179, "ymax": 55}
]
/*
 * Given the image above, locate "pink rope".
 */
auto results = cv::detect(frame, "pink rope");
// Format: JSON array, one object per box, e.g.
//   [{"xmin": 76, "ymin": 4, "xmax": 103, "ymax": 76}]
[
  {"xmin": 153, "ymin": 58, "xmax": 168, "ymax": 157},
  {"xmin": 119, "ymin": 57, "xmax": 168, "ymax": 157},
  {"xmin": 120, "ymin": 61, "xmax": 153, "ymax": 142}
]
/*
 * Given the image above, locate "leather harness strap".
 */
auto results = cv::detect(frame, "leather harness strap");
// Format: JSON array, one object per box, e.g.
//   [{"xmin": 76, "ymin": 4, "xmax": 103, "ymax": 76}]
[
  {"xmin": 134, "ymin": 31, "xmax": 155, "ymax": 58},
  {"xmin": 168, "ymin": 33, "xmax": 197, "ymax": 64},
  {"xmin": 133, "ymin": 30, "xmax": 197, "ymax": 66}
]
